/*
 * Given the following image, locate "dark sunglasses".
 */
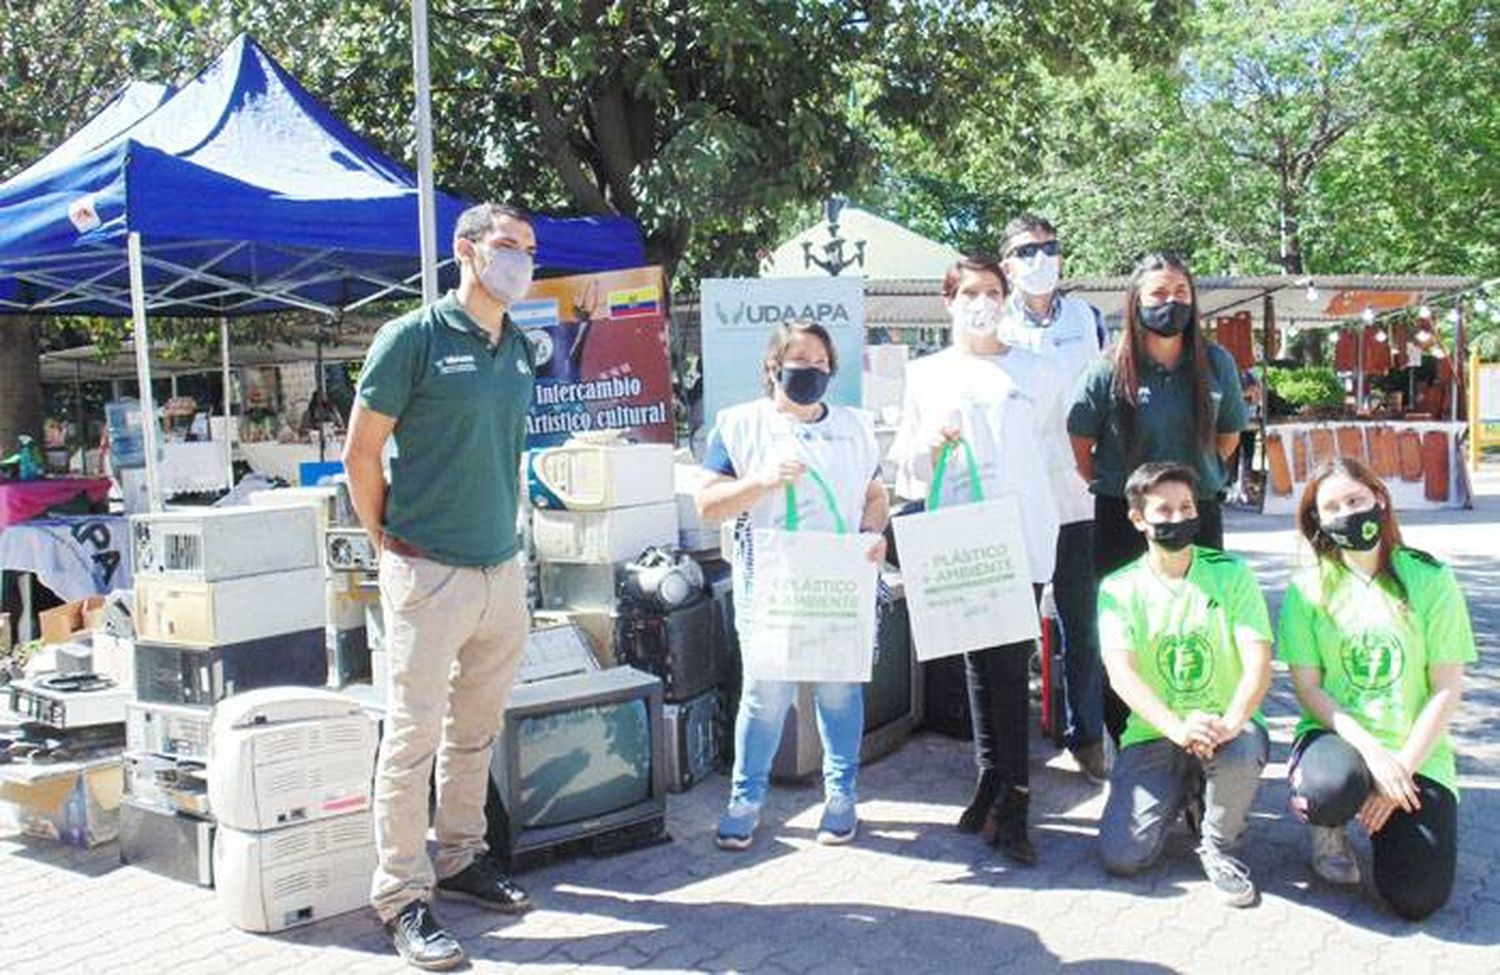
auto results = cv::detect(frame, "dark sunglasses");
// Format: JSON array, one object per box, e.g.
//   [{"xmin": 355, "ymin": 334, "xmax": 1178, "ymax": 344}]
[{"xmin": 1006, "ymin": 240, "xmax": 1061, "ymax": 260}]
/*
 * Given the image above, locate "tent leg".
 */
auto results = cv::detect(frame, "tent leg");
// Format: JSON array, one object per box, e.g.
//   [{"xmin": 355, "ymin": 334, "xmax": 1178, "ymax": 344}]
[
  {"xmin": 316, "ymin": 329, "xmax": 327, "ymax": 463},
  {"xmin": 411, "ymin": 0, "xmax": 440, "ymax": 303},
  {"xmin": 221, "ymin": 318, "xmax": 234, "ymax": 491},
  {"xmin": 128, "ymin": 232, "xmax": 164, "ymax": 512}
]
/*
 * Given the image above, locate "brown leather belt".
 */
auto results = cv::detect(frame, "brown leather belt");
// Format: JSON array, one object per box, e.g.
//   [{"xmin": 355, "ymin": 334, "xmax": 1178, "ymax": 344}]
[{"xmin": 382, "ymin": 535, "xmax": 428, "ymax": 560}]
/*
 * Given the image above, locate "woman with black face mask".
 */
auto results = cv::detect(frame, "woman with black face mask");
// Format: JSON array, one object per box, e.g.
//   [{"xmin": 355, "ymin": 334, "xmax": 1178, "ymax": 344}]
[
  {"xmin": 1278, "ymin": 458, "xmax": 1474, "ymax": 920},
  {"xmin": 696, "ymin": 319, "xmax": 889, "ymax": 851},
  {"xmin": 1067, "ymin": 253, "xmax": 1248, "ymax": 743},
  {"xmin": 1068, "ymin": 253, "xmax": 1248, "ymax": 576}
]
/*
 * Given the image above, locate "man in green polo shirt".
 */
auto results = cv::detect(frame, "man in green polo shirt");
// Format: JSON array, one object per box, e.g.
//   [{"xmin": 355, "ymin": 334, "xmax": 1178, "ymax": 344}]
[
  {"xmin": 345, "ymin": 202, "xmax": 538, "ymax": 971},
  {"xmin": 1096, "ymin": 462, "xmax": 1273, "ymax": 908}
]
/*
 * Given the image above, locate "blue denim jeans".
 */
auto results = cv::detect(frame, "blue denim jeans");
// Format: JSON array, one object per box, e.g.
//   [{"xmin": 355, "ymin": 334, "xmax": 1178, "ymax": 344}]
[
  {"xmin": 1099, "ymin": 722, "xmax": 1269, "ymax": 875},
  {"xmin": 729, "ymin": 679, "xmax": 864, "ymax": 808}
]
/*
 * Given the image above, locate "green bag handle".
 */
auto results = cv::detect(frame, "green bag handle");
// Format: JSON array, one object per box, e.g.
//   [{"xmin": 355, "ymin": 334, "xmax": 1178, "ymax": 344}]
[
  {"xmin": 782, "ymin": 465, "xmax": 848, "ymax": 535},
  {"xmin": 926, "ymin": 438, "xmax": 984, "ymax": 511}
]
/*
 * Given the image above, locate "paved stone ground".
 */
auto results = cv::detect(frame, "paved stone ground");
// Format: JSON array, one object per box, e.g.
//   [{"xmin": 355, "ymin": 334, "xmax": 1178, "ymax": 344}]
[{"xmin": 3, "ymin": 471, "xmax": 1498, "ymax": 975}]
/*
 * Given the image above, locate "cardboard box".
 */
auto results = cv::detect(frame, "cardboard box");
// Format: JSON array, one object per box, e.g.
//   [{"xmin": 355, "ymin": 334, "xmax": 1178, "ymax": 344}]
[
  {"xmin": 0, "ymin": 760, "xmax": 124, "ymax": 848},
  {"xmin": 39, "ymin": 597, "xmax": 106, "ymax": 645}
]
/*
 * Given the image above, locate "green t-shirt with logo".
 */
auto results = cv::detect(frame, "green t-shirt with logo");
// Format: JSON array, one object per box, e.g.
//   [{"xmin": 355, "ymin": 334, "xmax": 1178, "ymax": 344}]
[
  {"xmin": 1276, "ymin": 548, "xmax": 1476, "ymax": 795},
  {"xmin": 356, "ymin": 292, "xmax": 535, "ymax": 566},
  {"xmin": 1098, "ymin": 546, "xmax": 1273, "ymax": 749}
]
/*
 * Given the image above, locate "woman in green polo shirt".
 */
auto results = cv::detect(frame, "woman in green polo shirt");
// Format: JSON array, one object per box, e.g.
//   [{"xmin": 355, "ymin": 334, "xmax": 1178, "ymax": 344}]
[
  {"xmin": 1278, "ymin": 458, "xmax": 1475, "ymax": 920},
  {"xmin": 1067, "ymin": 252, "xmax": 1247, "ymax": 741}
]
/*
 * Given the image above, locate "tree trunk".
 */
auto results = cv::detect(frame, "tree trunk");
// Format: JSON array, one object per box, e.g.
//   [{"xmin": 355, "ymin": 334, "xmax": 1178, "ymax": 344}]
[
  {"xmin": 0, "ymin": 316, "xmax": 45, "ymax": 453},
  {"xmin": 1277, "ymin": 178, "xmax": 1305, "ymax": 276}
]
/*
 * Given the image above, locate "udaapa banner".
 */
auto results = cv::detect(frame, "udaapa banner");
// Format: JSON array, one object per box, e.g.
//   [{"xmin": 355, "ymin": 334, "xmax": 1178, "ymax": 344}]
[
  {"xmin": 512, "ymin": 266, "xmax": 674, "ymax": 448},
  {"xmin": 699, "ymin": 276, "xmax": 864, "ymax": 427}
]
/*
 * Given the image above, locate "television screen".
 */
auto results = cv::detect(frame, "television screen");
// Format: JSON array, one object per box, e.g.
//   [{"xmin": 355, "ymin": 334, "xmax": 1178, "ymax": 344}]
[{"xmin": 516, "ymin": 697, "xmax": 652, "ymax": 829}]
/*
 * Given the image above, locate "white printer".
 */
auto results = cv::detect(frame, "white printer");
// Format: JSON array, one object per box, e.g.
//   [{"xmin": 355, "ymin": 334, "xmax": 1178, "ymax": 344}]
[
  {"xmin": 214, "ymin": 810, "xmax": 376, "ymax": 933},
  {"xmin": 206, "ymin": 686, "xmax": 377, "ymax": 832}
]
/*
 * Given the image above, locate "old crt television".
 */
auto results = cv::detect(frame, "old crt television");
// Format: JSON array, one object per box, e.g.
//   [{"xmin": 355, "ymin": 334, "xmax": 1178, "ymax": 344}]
[
  {"xmin": 771, "ymin": 573, "xmax": 922, "ymax": 780},
  {"xmin": 485, "ymin": 666, "xmax": 667, "ymax": 872}
]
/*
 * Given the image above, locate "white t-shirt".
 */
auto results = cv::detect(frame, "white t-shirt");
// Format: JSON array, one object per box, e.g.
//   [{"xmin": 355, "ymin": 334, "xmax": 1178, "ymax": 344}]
[
  {"xmin": 1001, "ymin": 293, "xmax": 1106, "ymax": 524},
  {"xmin": 704, "ymin": 399, "xmax": 880, "ymax": 534},
  {"xmin": 889, "ymin": 346, "xmax": 1063, "ymax": 581}
]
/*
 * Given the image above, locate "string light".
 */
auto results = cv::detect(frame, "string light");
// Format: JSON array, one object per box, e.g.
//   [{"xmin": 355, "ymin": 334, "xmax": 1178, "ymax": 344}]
[
  {"xmin": 1362, "ymin": 307, "xmax": 1376, "ymax": 324},
  {"xmin": 1305, "ymin": 283, "xmax": 1319, "ymax": 303},
  {"xmin": 1374, "ymin": 329, "xmax": 1387, "ymax": 343},
  {"xmin": 1418, "ymin": 305, "xmax": 1433, "ymax": 320}
]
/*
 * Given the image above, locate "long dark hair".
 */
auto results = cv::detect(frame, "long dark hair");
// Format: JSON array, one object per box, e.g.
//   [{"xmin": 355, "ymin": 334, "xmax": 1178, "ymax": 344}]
[
  {"xmin": 1296, "ymin": 457, "xmax": 1408, "ymax": 603},
  {"xmin": 1111, "ymin": 253, "xmax": 1215, "ymax": 456}
]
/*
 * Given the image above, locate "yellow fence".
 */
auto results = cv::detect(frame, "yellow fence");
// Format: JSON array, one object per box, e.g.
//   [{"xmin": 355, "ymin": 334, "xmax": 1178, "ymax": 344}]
[{"xmin": 1471, "ymin": 355, "xmax": 1500, "ymax": 467}]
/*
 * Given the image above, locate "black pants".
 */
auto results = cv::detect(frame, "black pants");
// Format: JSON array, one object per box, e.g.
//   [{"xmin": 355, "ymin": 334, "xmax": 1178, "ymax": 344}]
[
  {"xmin": 1052, "ymin": 521, "xmax": 1103, "ymax": 750},
  {"xmin": 965, "ymin": 585, "xmax": 1043, "ymax": 786},
  {"xmin": 1093, "ymin": 494, "xmax": 1225, "ymax": 742},
  {"xmin": 1290, "ymin": 731, "xmax": 1458, "ymax": 920}
]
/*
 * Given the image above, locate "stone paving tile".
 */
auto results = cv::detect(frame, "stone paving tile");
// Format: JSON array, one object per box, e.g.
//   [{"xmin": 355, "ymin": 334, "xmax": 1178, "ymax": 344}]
[{"xmin": 4, "ymin": 473, "xmax": 1500, "ymax": 974}]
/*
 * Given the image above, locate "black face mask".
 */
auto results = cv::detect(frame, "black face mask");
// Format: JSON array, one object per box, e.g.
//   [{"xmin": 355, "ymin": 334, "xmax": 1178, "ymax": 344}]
[
  {"xmin": 1321, "ymin": 505, "xmax": 1383, "ymax": 551},
  {"xmin": 779, "ymin": 365, "xmax": 831, "ymax": 406},
  {"xmin": 1148, "ymin": 516, "xmax": 1200, "ymax": 552},
  {"xmin": 1139, "ymin": 300, "xmax": 1194, "ymax": 338}
]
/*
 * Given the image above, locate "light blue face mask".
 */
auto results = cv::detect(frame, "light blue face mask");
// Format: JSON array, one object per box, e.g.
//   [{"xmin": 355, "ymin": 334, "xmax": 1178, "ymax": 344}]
[{"xmin": 478, "ymin": 245, "xmax": 534, "ymax": 302}]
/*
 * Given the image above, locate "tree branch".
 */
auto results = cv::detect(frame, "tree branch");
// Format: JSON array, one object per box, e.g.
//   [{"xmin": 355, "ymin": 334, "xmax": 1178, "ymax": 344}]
[{"xmin": 517, "ymin": 26, "xmax": 615, "ymax": 214}]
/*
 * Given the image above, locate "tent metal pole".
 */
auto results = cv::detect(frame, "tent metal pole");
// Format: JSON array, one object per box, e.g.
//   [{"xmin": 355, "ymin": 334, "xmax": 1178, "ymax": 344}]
[
  {"xmin": 73, "ymin": 361, "xmax": 86, "ymax": 475},
  {"xmin": 127, "ymin": 232, "xmax": 164, "ymax": 512},
  {"xmin": 411, "ymin": 0, "xmax": 440, "ymax": 303},
  {"xmin": 316, "ymin": 328, "xmax": 327, "ymax": 463},
  {"xmin": 221, "ymin": 317, "xmax": 234, "ymax": 491}
]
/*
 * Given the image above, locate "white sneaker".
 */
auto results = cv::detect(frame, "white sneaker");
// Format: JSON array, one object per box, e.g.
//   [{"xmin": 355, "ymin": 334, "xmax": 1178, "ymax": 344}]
[{"xmin": 1310, "ymin": 825, "xmax": 1361, "ymax": 886}]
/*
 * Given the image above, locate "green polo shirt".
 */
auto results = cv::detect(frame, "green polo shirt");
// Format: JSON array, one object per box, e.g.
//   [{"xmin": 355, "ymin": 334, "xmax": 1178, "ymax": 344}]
[
  {"xmin": 356, "ymin": 291, "xmax": 535, "ymax": 566},
  {"xmin": 1277, "ymin": 549, "xmax": 1476, "ymax": 795},
  {"xmin": 1067, "ymin": 342, "xmax": 1246, "ymax": 499},
  {"xmin": 1098, "ymin": 546, "xmax": 1273, "ymax": 750}
]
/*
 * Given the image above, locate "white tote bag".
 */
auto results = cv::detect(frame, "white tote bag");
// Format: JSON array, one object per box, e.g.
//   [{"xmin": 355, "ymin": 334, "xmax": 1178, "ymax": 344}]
[
  {"xmin": 738, "ymin": 471, "xmax": 879, "ymax": 683},
  {"xmin": 893, "ymin": 439, "xmax": 1039, "ymax": 661}
]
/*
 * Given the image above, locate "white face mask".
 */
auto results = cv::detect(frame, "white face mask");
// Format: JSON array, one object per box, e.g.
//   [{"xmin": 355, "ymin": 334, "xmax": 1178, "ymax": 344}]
[
  {"xmin": 1014, "ymin": 252, "xmax": 1060, "ymax": 297},
  {"xmin": 476, "ymin": 245, "xmax": 534, "ymax": 303},
  {"xmin": 950, "ymin": 294, "xmax": 1004, "ymax": 335}
]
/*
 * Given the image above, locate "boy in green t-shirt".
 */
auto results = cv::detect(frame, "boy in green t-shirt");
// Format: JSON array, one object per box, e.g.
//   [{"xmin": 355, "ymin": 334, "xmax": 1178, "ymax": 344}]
[
  {"xmin": 1278, "ymin": 458, "xmax": 1474, "ymax": 921},
  {"xmin": 1097, "ymin": 462, "xmax": 1273, "ymax": 907}
]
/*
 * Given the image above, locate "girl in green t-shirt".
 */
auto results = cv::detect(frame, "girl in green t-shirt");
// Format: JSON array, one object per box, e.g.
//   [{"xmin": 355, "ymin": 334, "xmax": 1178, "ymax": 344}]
[{"xmin": 1277, "ymin": 458, "xmax": 1475, "ymax": 920}]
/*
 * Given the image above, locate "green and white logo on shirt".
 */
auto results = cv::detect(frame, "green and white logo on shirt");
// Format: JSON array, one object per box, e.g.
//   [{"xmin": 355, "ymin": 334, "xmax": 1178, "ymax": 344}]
[
  {"xmin": 1155, "ymin": 631, "xmax": 1215, "ymax": 693},
  {"xmin": 1339, "ymin": 629, "xmax": 1404, "ymax": 691}
]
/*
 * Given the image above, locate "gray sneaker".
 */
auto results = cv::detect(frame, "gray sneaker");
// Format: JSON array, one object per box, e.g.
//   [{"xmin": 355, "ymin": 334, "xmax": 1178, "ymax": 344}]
[
  {"xmin": 1310, "ymin": 825, "xmax": 1361, "ymax": 886},
  {"xmin": 1198, "ymin": 847, "xmax": 1257, "ymax": 907},
  {"xmin": 716, "ymin": 801, "xmax": 760, "ymax": 851}
]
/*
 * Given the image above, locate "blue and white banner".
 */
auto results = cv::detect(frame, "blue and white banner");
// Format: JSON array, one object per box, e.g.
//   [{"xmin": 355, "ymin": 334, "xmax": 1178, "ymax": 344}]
[{"xmin": 700, "ymin": 277, "xmax": 864, "ymax": 428}]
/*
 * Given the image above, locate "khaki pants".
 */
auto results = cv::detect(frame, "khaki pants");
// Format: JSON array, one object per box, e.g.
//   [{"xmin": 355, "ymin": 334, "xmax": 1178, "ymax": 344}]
[{"xmin": 370, "ymin": 550, "xmax": 527, "ymax": 921}]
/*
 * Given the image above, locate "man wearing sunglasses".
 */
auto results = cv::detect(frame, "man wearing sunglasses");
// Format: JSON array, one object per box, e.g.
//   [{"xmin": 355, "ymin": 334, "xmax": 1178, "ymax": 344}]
[{"xmin": 999, "ymin": 214, "xmax": 1111, "ymax": 785}]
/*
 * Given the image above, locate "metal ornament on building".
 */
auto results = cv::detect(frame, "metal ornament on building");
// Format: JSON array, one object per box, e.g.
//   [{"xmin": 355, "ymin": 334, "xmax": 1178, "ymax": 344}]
[{"xmin": 802, "ymin": 195, "xmax": 867, "ymax": 276}]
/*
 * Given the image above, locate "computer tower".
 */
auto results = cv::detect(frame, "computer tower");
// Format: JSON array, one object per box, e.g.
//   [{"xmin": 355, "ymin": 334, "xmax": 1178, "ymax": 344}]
[
  {"xmin": 119, "ymin": 797, "xmax": 215, "ymax": 887},
  {"xmin": 663, "ymin": 688, "xmax": 728, "ymax": 792},
  {"xmin": 922, "ymin": 653, "xmax": 974, "ymax": 740},
  {"xmin": 134, "ymin": 629, "xmax": 327, "ymax": 706},
  {"xmin": 131, "ymin": 507, "xmax": 320, "ymax": 581}
]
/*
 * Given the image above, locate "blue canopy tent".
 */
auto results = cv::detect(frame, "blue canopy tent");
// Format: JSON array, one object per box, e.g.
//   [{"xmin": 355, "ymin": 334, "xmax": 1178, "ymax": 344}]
[{"xmin": 0, "ymin": 34, "xmax": 644, "ymax": 507}]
